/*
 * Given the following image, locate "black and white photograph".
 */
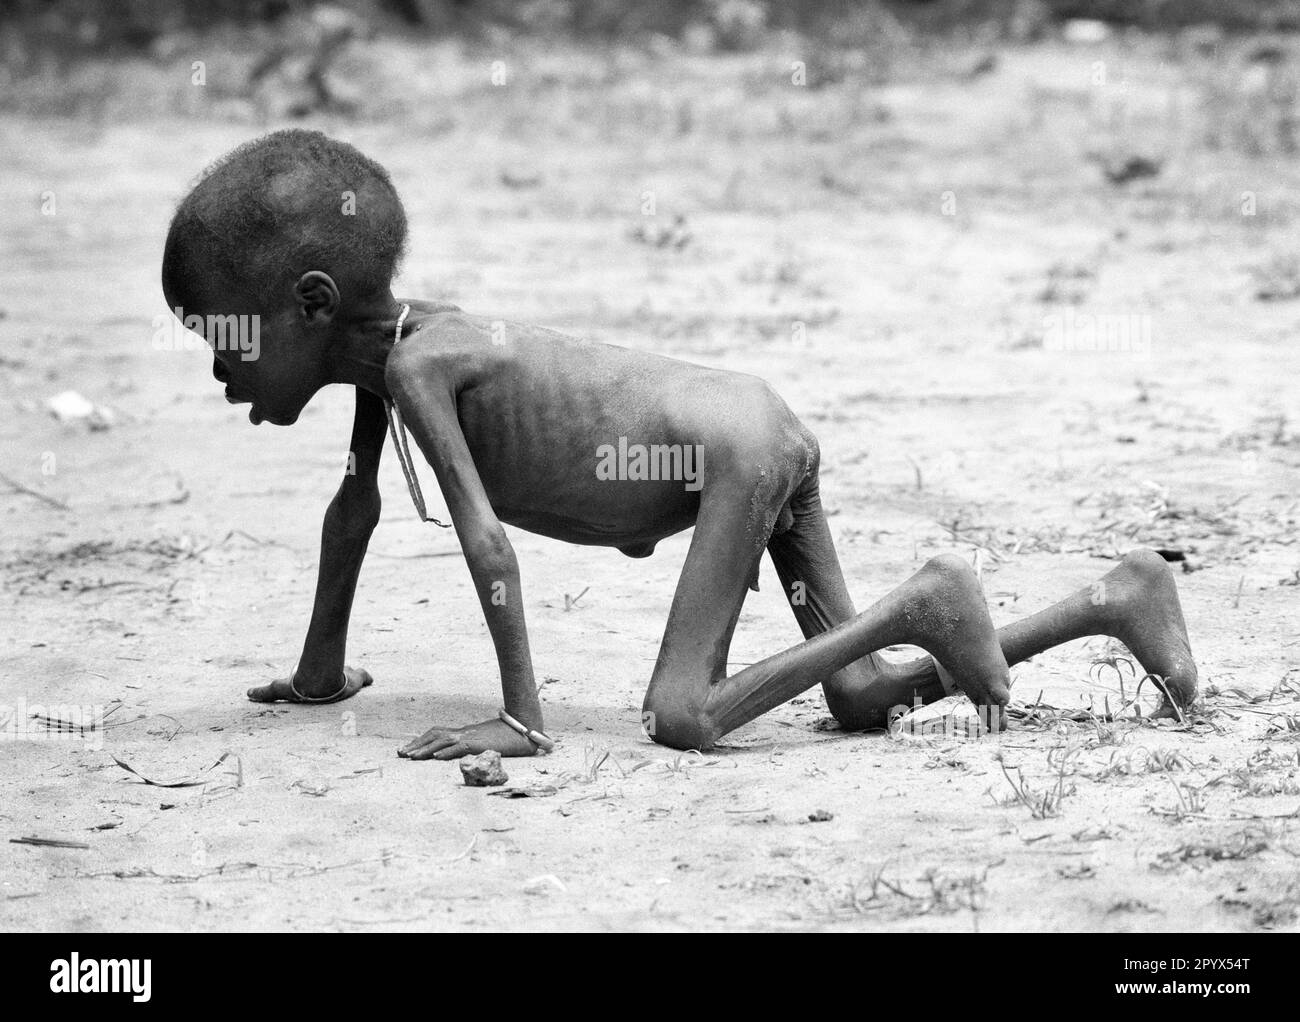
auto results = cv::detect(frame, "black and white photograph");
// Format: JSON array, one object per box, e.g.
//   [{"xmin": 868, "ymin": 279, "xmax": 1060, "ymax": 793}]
[{"xmin": 0, "ymin": 0, "xmax": 1297, "ymax": 958}]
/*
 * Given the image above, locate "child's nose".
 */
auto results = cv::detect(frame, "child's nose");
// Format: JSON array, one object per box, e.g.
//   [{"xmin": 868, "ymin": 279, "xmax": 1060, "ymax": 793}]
[{"xmin": 212, "ymin": 359, "xmax": 231, "ymax": 384}]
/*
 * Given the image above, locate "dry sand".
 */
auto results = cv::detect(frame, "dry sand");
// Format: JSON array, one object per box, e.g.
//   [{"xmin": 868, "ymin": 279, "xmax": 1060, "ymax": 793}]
[{"xmin": 1, "ymin": 35, "xmax": 1297, "ymax": 930}]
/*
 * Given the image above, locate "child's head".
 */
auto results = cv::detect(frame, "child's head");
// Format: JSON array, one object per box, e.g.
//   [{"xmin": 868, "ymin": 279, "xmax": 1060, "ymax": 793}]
[{"xmin": 162, "ymin": 129, "xmax": 407, "ymax": 424}]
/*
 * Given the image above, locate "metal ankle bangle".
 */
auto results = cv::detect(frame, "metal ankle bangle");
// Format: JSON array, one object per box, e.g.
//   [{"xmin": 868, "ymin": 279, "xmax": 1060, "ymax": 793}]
[{"xmin": 289, "ymin": 669, "xmax": 349, "ymax": 703}]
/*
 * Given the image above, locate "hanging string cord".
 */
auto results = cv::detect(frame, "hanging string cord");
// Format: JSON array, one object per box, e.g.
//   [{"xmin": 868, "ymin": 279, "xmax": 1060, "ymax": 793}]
[{"xmin": 385, "ymin": 304, "xmax": 451, "ymax": 528}]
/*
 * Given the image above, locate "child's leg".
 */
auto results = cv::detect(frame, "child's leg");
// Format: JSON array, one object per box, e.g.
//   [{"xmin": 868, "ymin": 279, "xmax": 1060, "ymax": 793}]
[
  {"xmin": 767, "ymin": 477, "xmax": 1197, "ymax": 725},
  {"xmin": 871, "ymin": 551, "xmax": 1197, "ymax": 718},
  {"xmin": 765, "ymin": 474, "xmax": 948, "ymax": 726},
  {"xmin": 992, "ymin": 549, "xmax": 1197, "ymax": 711},
  {"xmin": 641, "ymin": 449, "xmax": 1009, "ymax": 750}
]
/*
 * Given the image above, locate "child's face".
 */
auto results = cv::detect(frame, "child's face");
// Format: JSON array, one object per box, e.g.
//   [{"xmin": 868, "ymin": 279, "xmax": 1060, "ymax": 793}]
[{"xmin": 200, "ymin": 300, "xmax": 329, "ymax": 426}]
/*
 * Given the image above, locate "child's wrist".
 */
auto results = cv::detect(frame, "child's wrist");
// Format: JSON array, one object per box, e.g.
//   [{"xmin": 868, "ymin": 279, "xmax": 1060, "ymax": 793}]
[{"xmin": 498, "ymin": 708, "xmax": 554, "ymax": 753}]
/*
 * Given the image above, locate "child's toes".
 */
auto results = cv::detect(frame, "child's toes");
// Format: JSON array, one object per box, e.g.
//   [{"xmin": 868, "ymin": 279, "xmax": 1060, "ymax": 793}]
[{"xmin": 247, "ymin": 680, "xmax": 290, "ymax": 702}]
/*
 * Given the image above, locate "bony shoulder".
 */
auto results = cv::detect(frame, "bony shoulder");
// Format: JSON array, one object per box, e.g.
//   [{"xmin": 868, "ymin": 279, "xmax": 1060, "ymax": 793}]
[
  {"xmin": 384, "ymin": 337, "xmax": 447, "ymax": 396},
  {"xmin": 420, "ymin": 310, "xmax": 502, "ymax": 352}
]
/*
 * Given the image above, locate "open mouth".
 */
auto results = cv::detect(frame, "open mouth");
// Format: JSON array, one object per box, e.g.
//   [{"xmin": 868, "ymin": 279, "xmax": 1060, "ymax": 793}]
[{"xmin": 223, "ymin": 389, "xmax": 263, "ymax": 424}]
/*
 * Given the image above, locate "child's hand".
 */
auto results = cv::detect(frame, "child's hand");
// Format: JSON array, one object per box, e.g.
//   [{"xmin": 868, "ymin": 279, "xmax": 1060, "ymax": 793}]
[{"xmin": 398, "ymin": 717, "xmax": 539, "ymax": 760}]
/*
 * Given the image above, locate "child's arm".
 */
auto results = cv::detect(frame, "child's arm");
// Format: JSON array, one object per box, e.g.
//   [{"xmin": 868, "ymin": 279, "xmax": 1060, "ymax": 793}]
[
  {"xmin": 386, "ymin": 347, "xmax": 544, "ymax": 759},
  {"xmin": 247, "ymin": 387, "xmax": 385, "ymax": 703}
]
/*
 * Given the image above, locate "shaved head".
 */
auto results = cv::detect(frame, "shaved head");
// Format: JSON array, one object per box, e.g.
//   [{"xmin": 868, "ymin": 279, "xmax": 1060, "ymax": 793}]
[{"xmin": 162, "ymin": 129, "xmax": 407, "ymax": 311}]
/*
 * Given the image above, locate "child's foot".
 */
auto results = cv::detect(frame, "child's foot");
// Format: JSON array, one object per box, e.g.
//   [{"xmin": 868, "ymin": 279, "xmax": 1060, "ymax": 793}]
[
  {"xmin": 907, "ymin": 554, "xmax": 1012, "ymax": 717},
  {"xmin": 821, "ymin": 555, "xmax": 1008, "ymax": 731},
  {"xmin": 247, "ymin": 666, "xmax": 373, "ymax": 704},
  {"xmin": 1096, "ymin": 548, "xmax": 1198, "ymax": 716}
]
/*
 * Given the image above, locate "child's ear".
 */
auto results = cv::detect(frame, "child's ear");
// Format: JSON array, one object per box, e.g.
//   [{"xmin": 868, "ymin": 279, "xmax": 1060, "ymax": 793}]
[{"xmin": 294, "ymin": 271, "xmax": 341, "ymax": 325}]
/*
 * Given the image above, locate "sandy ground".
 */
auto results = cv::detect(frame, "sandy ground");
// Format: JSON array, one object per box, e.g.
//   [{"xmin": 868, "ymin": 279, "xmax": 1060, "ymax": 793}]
[{"xmin": 2, "ymin": 34, "xmax": 1299, "ymax": 931}]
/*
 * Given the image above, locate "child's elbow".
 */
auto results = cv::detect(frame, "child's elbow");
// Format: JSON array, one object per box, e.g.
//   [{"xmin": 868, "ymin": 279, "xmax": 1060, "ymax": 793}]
[
  {"xmin": 327, "ymin": 487, "xmax": 381, "ymax": 538},
  {"xmin": 464, "ymin": 526, "xmax": 517, "ymax": 575}
]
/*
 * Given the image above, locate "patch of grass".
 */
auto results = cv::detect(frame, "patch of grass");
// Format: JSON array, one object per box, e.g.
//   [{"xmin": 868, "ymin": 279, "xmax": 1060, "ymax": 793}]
[
  {"xmin": 1151, "ymin": 776, "xmax": 1208, "ymax": 821},
  {"xmin": 1265, "ymin": 714, "xmax": 1300, "ymax": 741},
  {"xmin": 1219, "ymin": 890, "xmax": 1300, "ymax": 929},
  {"xmin": 1073, "ymin": 484, "xmax": 1292, "ymax": 565},
  {"xmin": 1208, "ymin": 673, "xmax": 1300, "ymax": 705},
  {"xmin": 1221, "ymin": 413, "xmax": 1299, "ymax": 450},
  {"xmin": 992, "ymin": 748, "xmax": 1077, "ymax": 819},
  {"xmin": 1151, "ymin": 828, "xmax": 1270, "ymax": 872},
  {"xmin": 838, "ymin": 860, "xmax": 1001, "ymax": 921},
  {"xmin": 1207, "ymin": 748, "xmax": 1300, "ymax": 796},
  {"xmin": 1090, "ymin": 747, "xmax": 1194, "ymax": 779},
  {"xmin": 1107, "ymin": 897, "xmax": 1160, "ymax": 916},
  {"xmin": 1007, "ymin": 690, "xmax": 1136, "ymax": 734}
]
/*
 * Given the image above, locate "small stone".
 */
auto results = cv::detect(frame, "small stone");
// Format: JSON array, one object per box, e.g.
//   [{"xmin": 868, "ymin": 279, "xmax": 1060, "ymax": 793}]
[
  {"xmin": 460, "ymin": 750, "xmax": 508, "ymax": 787},
  {"xmin": 48, "ymin": 390, "xmax": 95, "ymax": 420},
  {"xmin": 522, "ymin": 873, "xmax": 565, "ymax": 895},
  {"xmin": 807, "ymin": 809, "xmax": 834, "ymax": 823},
  {"xmin": 47, "ymin": 390, "xmax": 115, "ymax": 430}
]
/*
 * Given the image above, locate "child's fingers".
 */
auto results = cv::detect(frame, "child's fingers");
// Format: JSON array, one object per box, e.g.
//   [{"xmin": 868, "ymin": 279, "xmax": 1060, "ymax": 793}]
[
  {"xmin": 400, "ymin": 724, "xmax": 452, "ymax": 749},
  {"xmin": 399, "ymin": 728, "xmax": 460, "ymax": 759},
  {"xmin": 404, "ymin": 738, "xmax": 462, "ymax": 760}
]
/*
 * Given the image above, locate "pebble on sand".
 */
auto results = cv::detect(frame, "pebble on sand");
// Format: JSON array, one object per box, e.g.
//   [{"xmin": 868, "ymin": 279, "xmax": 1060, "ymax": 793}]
[{"xmin": 460, "ymin": 750, "xmax": 509, "ymax": 787}]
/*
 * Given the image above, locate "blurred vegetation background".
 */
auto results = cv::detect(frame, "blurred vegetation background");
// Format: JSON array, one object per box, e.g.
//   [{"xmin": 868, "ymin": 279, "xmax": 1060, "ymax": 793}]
[
  {"xmin": 5, "ymin": 1, "xmax": 1300, "ymax": 62},
  {"xmin": 3, "ymin": 0, "xmax": 1300, "ymax": 139}
]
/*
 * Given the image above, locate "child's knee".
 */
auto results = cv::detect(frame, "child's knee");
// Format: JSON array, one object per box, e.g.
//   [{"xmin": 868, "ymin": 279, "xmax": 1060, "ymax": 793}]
[
  {"xmin": 822, "ymin": 672, "xmax": 899, "ymax": 732},
  {"xmin": 642, "ymin": 691, "xmax": 717, "ymax": 751}
]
